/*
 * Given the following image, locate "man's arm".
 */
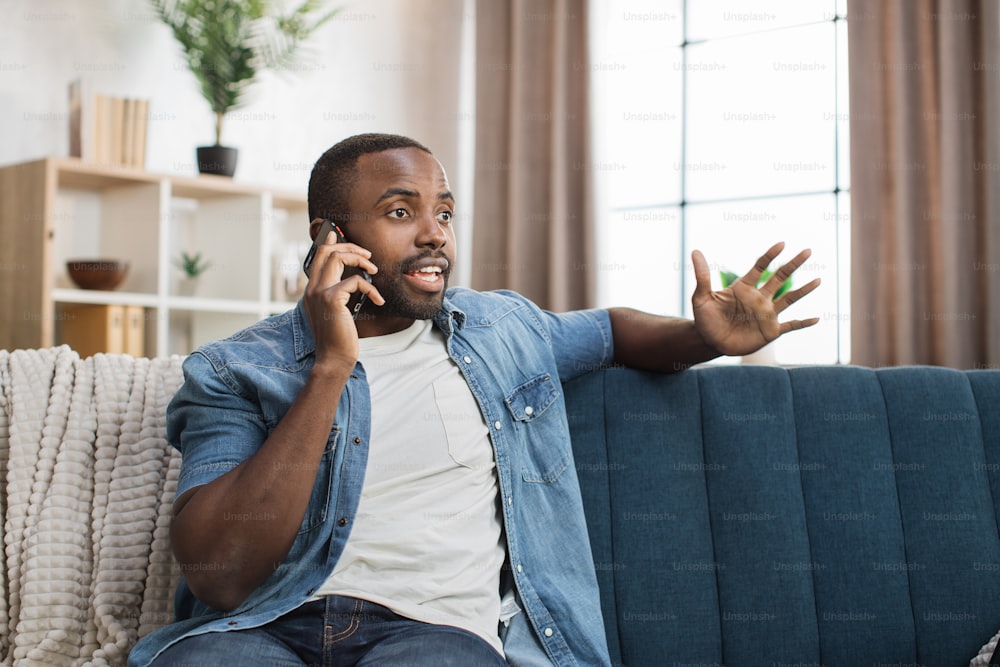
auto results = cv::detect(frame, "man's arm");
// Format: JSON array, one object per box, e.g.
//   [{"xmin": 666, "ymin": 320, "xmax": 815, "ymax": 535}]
[
  {"xmin": 610, "ymin": 242, "xmax": 821, "ymax": 373},
  {"xmin": 169, "ymin": 235, "xmax": 383, "ymax": 612}
]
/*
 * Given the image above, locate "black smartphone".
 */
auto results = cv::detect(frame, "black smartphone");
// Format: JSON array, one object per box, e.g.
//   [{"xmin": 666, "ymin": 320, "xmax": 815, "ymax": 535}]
[{"xmin": 302, "ymin": 219, "xmax": 372, "ymax": 319}]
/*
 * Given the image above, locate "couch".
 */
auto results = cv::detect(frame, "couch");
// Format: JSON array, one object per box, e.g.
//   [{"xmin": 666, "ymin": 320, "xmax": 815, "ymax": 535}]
[
  {"xmin": 566, "ymin": 364, "xmax": 1000, "ymax": 667},
  {"xmin": 1, "ymin": 347, "xmax": 998, "ymax": 666}
]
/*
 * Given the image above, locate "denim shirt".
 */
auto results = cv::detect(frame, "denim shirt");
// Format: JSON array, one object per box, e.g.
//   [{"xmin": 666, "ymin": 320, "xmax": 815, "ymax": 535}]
[{"xmin": 129, "ymin": 287, "xmax": 614, "ymax": 667}]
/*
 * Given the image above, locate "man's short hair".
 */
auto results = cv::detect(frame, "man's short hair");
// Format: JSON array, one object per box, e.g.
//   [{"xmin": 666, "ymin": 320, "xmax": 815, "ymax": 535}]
[{"xmin": 308, "ymin": 133, "xmax": 432, "ymax": 224}]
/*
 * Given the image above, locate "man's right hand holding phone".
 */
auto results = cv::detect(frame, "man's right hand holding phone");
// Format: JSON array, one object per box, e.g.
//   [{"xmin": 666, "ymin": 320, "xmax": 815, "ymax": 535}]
[{"xmin": 302, "ymin": 218, "xmax": 383, "ymax": 373}]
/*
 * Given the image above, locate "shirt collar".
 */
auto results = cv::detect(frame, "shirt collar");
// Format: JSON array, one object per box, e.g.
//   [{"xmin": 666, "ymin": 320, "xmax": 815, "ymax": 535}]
[{"xmin": 293, "ymin": 291, "xmax": 467, "ymax": 361}]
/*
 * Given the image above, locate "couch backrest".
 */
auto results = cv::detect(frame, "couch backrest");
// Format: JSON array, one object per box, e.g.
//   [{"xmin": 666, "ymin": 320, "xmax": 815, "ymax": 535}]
[{"xmin": 565, "ymin": 365, "xmax": 1000, "ymax": 667}]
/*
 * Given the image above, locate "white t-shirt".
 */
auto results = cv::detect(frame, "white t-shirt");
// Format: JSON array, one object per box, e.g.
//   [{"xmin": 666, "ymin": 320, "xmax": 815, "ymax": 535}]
[{"xmin": 314, "ymin": 319, "xmax": 506, "ymax": 653}]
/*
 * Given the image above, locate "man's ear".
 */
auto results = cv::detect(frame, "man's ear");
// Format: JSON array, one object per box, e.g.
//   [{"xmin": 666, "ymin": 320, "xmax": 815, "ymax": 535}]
[{"xmin": 308, "ymin": 218, "xmax": 325, "ymax": 241}]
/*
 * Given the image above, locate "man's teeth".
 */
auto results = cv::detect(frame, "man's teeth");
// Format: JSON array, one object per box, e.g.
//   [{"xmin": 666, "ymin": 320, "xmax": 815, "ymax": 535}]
[{"xmin": 408, "ymin": 267, "xmax": 442, "ymax": 281}]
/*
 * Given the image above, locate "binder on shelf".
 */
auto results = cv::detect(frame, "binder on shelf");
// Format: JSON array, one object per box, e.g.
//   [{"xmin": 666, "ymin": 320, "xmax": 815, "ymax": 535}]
[
  {"xmin": 59, "ymin": 303, "xmax": 146, "ymax": 358},
  {"xmin": 124, "ymin": 305, "xmax": 145, "ymax": 356},
  {"xmin": 68, "ymin": 79, "xmax": 149, "ymax": 169}
]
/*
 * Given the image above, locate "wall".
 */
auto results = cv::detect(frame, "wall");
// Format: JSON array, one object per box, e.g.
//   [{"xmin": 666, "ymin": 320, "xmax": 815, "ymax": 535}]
[{"xmin": 1, "ymin": 0, "xmax": 475, "ymax": 282}]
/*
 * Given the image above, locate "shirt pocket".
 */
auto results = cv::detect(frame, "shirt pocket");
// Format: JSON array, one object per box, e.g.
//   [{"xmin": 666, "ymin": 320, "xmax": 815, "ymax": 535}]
[
  {"xmin": 504, "ymin": 374, "xmax": 568, "ymax": 483},
  {"xmin": 433, "ymin": 377, "xmax": 491, "ymax": 470},
  {"xmin": 296, "ymin": 425, "xmax": 338, "ymax": 535}
]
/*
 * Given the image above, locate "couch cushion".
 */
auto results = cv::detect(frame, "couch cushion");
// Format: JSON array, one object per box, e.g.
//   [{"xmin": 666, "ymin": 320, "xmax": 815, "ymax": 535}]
[{"xmin": 566, "ymin": 365, "xmax": 1000, "ymax": 667}]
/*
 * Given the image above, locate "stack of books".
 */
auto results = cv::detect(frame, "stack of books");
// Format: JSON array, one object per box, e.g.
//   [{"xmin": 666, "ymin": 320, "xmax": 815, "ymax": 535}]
[
  {"xmin": 58, "ymin": 304, "xmax": 146, "ymax": 357},
  {"xmin": 68, "ymin": 79, "xmax": 149, "ymax": 169}
]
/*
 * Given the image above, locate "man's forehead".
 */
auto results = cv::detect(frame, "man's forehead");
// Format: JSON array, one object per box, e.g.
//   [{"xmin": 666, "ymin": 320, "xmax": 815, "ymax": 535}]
[{"xmin": 359, "ymin": 147, "xmax": 446, "ymax": 180}]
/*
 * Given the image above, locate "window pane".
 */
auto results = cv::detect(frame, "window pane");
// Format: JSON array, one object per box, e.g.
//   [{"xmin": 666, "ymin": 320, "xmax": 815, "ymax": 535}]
[
  {"xmin": 683, "ymin": 194, "xmax": 840, "ymax": 364},
  {"xmin": 687, "ymin": 0, "xmax": 838, "ymax": 41},
  {"xmin": 601, "ymin": 0, "xmax": 684, "ymax": 48},
  {"xmin": 595, "ymin": 207, "xmax": 683, "ymax": 316},
  {"xmin": 836, "ymin": 191, "xmax": 851, "ymax": 364},
  {"xmin": 598, "ymin": 47, "xmax": 683, "ymax": 208},
  {"xmin": 686, "ymin": 22, "xmax": 837, "ymax": 201},
  {"xmin": 836, "ymin": 17, "xmax": 850, "ymax": 190}
]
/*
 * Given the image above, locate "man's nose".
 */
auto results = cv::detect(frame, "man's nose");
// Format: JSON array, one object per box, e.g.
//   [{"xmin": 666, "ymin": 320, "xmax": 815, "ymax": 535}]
[{"xmin": 416, "ymin": 212, "xmax": 448, "ymax": 248}]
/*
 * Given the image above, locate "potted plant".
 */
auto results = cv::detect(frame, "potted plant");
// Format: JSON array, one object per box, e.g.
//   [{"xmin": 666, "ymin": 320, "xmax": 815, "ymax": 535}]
[
  {"xmin": 719, "ymin": 268, "xmax": 792, "ymax": 365},
  {"xmin": 174, "ymin": 251, "xmax": 212, "ymax": 295},
  {"xmin": 151, "ymin": 0, "xmax": 340, "ymax": 177}
]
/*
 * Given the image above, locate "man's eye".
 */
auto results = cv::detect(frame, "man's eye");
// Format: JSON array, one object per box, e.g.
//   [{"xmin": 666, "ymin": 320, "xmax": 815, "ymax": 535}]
[
  {"xmin": 389, "ymin": 208, "xmax": 408, "ymax": 219},
  {"xmin": 437, "ymin": 211, "xmax": 453, "ymax": 223}
]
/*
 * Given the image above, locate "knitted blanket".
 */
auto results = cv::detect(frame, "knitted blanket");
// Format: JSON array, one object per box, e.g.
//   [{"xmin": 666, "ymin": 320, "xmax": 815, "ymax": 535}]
[{"xmin": 0, "ymin": 346, "xmax": 184, "ymax": 667}]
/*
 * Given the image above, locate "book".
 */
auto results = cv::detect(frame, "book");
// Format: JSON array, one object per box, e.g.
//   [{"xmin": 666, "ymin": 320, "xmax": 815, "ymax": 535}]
[
  {"xmin": 59, "ymin": 303, "xmax": 126, "ymax": 357},
  {"xmin": 132, "ymin": 99, "xmax": 148, "ymax": 169},
  {"xmin": 110, "ymin": 96, "xmax": 124, "ymax": 166},
  {"xmin": 59, "ymin": 303, "xmax": 146, "ymax": 357},
  {"xmin": 68, "ymin": 79, "xmax": 85, "ymax": 159},
  {"xmin": 124, "ymin": 305, "xmax": 145, "ymax": 356},
  {"xmin": 67, "ymin": 80, "xmax": 151, "ymax": 168},
  {"xmin": 122, "ymin": 98, "xmax": 135, "ymax": 167}
]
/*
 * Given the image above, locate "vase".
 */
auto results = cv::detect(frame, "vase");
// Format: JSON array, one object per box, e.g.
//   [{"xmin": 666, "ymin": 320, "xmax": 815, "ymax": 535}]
[
  {"xmin": 196, "ymin": 145, "xmax": 238, "ymax": 177},
  {"xmin": 177, "ymin": 277, "xmax": 199, "ymax": 297},
  {"xmin": 741, "ymin": 341, "xmax": 777, "ymax": 365}
]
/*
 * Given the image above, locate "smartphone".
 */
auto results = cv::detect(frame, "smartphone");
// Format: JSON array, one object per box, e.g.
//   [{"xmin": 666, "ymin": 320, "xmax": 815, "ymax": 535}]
[{"xmin": 302, "ymin": 219, "xmax": 372, "ymax": 319}]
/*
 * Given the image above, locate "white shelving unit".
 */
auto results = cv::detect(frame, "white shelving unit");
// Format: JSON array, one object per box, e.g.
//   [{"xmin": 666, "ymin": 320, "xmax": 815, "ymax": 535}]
[{"xmin": 0, "ymin": 157, "xmax": 310, "ymax": 357}]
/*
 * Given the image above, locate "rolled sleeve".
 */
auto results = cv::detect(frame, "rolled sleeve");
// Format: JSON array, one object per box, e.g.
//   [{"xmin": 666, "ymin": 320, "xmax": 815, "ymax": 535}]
[
  {"xmin": 539, "ymin": 307, "xmax": 615, "ymax": 382},
  {"xmin": 167, "ymin": 352, "xmax": 268, "ymax": 499}
]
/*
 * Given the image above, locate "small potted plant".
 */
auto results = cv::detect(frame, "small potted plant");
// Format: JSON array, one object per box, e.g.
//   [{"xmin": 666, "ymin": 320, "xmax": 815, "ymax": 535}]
[
  {"xmin": 151, "ymin": 0, "xmax": 341, "ymax": 177},
  {"xmin": 719, "ymin": 268, "xmax": 792, "ymax": 299},
  {"xmin": 719, "ymin": 268, "xmax": 792, "ymax": 365},
  {"xmin": 174, "ymin": 251, "xmax": 212, "ymax": 296}
]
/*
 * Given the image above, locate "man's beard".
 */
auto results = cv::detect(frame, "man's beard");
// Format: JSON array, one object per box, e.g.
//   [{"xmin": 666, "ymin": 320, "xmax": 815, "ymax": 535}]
[{"xmin": 365, "ymin": 252, "xmax": 451, "ymax": 321}]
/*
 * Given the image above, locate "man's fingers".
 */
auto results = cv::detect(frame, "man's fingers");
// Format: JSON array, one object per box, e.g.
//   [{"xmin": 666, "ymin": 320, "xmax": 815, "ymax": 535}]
[
  {"xmin": 774, "ymin": 277, "xmax": 821, "ymax": 313},
  {"xmin": 690, "ymin": 249, "xmax": 713, "ymax": 298},
  {"xmin": 351, "ymin": 274, "xmax": 384, "ymax": 306},
  {"xmin": 779, "ymin": 316, "xmax": 820, "ymax": 336},
  {"xmin": 741, "ymin": 241, "xmax": 786, "ymax": 287},
  {"xmin": 759, "ymin": 247, "xmax": 811, "ymax": 298}
]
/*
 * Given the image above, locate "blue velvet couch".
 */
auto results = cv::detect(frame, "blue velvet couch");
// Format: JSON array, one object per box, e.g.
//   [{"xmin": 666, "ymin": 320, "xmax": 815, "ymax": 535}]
[{"xmin": 565, "ymin": 365, "xmax": 1000, "ymax": 667}]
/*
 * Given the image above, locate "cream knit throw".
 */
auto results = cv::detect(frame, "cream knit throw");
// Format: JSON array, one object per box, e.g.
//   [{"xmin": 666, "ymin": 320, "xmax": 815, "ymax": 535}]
[{"xmin": 0, "ymin": 346, "xmax": 184, "ymax": 667}]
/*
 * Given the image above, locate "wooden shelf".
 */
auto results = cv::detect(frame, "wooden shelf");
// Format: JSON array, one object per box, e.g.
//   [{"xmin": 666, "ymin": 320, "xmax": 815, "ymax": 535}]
[{"xmin": 1, "ymin": 157, "xmax": 310, "ymax": 357}]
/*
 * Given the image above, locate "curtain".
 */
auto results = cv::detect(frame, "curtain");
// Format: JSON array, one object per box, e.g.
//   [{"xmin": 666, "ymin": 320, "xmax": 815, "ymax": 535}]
[
  {"xmin": 848, "ymin": 0, "xmax": 1000, "ymax": 368},
  {"xmin": 471, "ymin": 0, "xmax": 594, "ymax": 311}
]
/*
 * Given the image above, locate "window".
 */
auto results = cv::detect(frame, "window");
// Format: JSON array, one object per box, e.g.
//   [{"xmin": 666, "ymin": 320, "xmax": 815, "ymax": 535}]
[{"xmin": 590, "ymin": 0, "xmax": 850, "ymax": 364}]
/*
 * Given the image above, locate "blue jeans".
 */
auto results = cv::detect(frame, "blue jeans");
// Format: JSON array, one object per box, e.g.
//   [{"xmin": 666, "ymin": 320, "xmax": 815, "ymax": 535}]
[{"xmin": 148, "ymin": 595, "xmax": 508, "ymax": 666}]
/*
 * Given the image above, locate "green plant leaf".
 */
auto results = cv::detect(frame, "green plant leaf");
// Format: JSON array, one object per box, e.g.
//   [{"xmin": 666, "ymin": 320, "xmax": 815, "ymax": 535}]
[
  {"xmin": 151, "ymin": 0, "xmax": 341, "ymax": 144},
  {"xmin": 719, "ymin": 270, "xmax": 739, "ymax": 288},
  {"xmin": 719, "ymin": 267, "xmax": 792, "ymax": 301},
  {"xmin": 174, "ymin": 251, "xmax": 212, "ymax": 277}
]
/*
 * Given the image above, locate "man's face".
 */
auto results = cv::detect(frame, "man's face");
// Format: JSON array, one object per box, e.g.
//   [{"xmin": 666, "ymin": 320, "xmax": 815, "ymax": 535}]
[{"xmin": 343, "ymin": 147, "xmax": 457, "ymax": 328}]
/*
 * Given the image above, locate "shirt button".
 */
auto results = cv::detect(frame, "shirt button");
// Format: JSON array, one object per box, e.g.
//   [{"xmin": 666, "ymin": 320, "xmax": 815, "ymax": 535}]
[
  {"xmin": 524, "ymin": 406, "xmax": 534, "ymax": 416},
  {"xmin": 463, "ymin": 355, "xmax": 472, "ymax": 364},
  {"xmin": 338, "ymin": 517, "xmax": 348, "ymax": 526},
  {"xmin": 353, "ymin": 436, "xmax": 362, "ymax": 445},
  {"xmin": 516, "ymin": 564, "xmax": 523, "ymax": 573},
  {"xmin": 494, "ymin": 421, "xmax": 502, "ymax": 430},
  {"xmin": 544, "ymin": 627, "xmax": 553, "ymax": 637},
  {"xmin": 227, "ymin": 621, "xmax": 238, "ymax": 626},
  {"xmin": 507, "ymin": 497, "xmax": 513, "ymax": 505}
]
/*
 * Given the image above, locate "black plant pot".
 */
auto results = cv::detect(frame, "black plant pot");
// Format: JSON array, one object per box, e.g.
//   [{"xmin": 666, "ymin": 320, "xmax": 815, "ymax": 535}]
[{"xmin": 196, "ymin": 145, "xmax": 238, "ymax": 177}]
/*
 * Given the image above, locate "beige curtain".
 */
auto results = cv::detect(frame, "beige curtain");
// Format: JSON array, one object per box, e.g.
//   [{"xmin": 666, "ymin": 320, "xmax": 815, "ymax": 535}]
[
  {"xmin": 471, "ymin": 0, "xmax": 594, "ymax": 311},
  {"xmin": 848, "ymin": 0, "xmax": 1000, "ymax": 368}
]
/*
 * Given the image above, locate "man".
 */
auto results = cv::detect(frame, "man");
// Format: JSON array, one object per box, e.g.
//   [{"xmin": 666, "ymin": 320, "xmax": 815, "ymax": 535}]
[{"xmin": 130, "ymin": 133, "xmax": 819, "ymax": 666}]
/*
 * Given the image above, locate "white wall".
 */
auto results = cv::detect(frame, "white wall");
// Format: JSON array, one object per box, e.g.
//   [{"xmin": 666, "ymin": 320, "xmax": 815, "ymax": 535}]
[{"xmin": 1, "ymin": 0, "xmax": 473, "ymax": 213}]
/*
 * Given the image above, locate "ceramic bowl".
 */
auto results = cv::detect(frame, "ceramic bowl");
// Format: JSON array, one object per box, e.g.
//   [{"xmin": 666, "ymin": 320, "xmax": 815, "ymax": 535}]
[{"xmin": 66, "ymin": 259, "xmax": 130, "ymax": 290}]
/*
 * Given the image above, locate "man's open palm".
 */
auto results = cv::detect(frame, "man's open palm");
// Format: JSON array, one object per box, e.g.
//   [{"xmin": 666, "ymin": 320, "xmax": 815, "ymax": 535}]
[{"xmin": 691, "ymin": 242, "xmax": 821, "ymax": 357}]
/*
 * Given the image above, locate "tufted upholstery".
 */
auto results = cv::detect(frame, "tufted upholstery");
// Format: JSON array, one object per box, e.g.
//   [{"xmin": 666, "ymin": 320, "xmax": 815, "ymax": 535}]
[{"xmin": 567, "ymin": 365, "xmax": 1000, "ymax": 667}]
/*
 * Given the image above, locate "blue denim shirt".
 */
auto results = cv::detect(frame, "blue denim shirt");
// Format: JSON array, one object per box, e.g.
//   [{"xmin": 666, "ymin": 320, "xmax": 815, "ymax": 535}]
[{"xmin": 129, "ymin": 287, "xmax": 614, "ymax": 667}]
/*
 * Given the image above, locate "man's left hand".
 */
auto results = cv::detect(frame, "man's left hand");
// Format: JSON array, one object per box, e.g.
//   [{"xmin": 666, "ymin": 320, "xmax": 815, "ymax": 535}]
[{"xmin": 691, "ymin": 242, "xmax": 821, "ymax": 357}]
